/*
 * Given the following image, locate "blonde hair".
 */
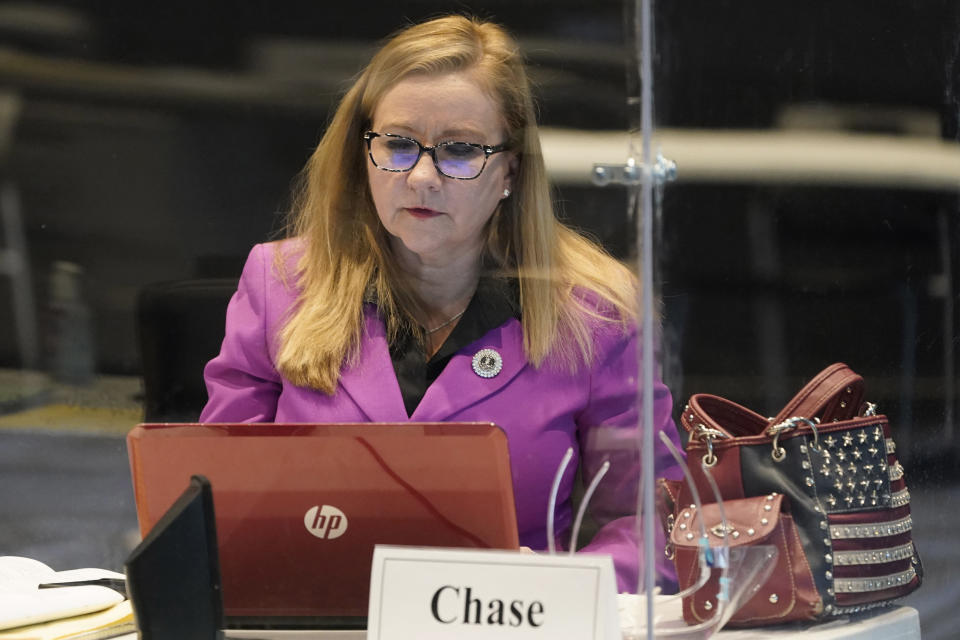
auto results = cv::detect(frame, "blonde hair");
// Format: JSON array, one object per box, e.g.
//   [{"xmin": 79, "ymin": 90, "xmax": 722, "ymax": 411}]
[{"xmin": 276, "ymin": 15, "xmax": 638, "ymax": 393}]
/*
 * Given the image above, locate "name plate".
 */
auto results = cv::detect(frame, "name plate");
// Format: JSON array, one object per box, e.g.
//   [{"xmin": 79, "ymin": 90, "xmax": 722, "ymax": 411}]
[{"xmin": 367, "ymin": 546, "xmax": 619, "ymax": 640}]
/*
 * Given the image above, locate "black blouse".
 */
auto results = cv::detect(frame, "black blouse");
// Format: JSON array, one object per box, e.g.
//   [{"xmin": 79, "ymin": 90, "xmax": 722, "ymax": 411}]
[{"xmin": 388, "ymin": 278, "xmax": 520, "ymax": 417}]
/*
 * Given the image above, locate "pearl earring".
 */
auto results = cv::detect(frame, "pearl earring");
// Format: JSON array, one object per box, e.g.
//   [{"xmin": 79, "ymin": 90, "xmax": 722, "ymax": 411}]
[{"xmin": 502, "ymin": 188, "xmax": 511, "ymax": 198}]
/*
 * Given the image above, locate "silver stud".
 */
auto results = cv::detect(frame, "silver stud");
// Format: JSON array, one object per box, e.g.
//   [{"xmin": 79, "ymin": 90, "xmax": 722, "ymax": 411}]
[
  {"xmin": 802, "ymin": 460, "xmax": 811, "ymax": 469},
  {"xmin": 682, "ymin": 511, "xmax": 690, "ymax": 518},
  {"xmin": 805, "ymin": 477, "xmax": 815, "ymax": 487},
  {"xmin": 704, "ymin": 600, "xmax": 713, "ymax": 610},
  {"xmin": 825, "ymin": 553, "xmax": 833, "ymax": 563},
  {"xmin": 800, "ymin": 444, "xmax": 808, "ymax": 454},
  {"xmin": 767, "ymin": 494, "xmax": 776, "ymax": 500},
  {"xmin": 679, "ymin": 523, "xmax": 687, "ymax": 530},
  {"xmin": 764, "ymin": 504, "xmax": 772, "ymax": 511},
  {"xmin": 732, "ymin": 531, "xmax": 740, "ymax": 539},
  {"xmin": 827, "ymin": 588, "xmax": 835, "ymax": 597},
  {"xmin": 686, "ymin": 532, "xmax": 694, "ymax": 540},
  {"xmin": 769, "ymin": 594, "xmax": 779, "ymax": 604},
  {"xmin": 826, "ymin": 570, "xmax": 833, "ymax": 580},
  {"xmin": 747, "ymin": 528, "xmax": 756, "ymax": 535},
  {"xmin": 820, "ymin": 521, "xmax": 828, "ymax": 530},
  {"xmin": 761, "ymin": 517, "xmax": 769, "ymax": 525}
]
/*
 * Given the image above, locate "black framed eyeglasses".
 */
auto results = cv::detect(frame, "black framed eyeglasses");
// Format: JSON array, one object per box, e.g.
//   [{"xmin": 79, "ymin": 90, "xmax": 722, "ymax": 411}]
[{"xmin": 363, "ymin": 131, "xmax": 508, "ymax": 180}]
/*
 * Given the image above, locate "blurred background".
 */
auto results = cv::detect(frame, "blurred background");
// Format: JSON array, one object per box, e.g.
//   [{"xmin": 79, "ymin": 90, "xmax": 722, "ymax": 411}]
[{"xmin": 0, "ymin": 0, "xmax": 958, "ymax": 636}]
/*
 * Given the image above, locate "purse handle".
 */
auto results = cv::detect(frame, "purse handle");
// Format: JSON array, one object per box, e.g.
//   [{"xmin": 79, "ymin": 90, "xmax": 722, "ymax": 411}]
[
  {"xmin": 771, "ymin": 362, "xmax": 864, "ymax": 424},
  {"xmin": 681, "ymin": 393, "xmax": 768, "ymax": 440},
  {"xmin": 681, "ymin": 363, "xmax": 866, "ymax": 441}
]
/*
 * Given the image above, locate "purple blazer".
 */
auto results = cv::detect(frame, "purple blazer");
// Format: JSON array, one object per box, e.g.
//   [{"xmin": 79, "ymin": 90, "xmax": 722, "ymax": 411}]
[{"xmin": 201, "ymin": 240, "xmax": 683, "ymax": 592}]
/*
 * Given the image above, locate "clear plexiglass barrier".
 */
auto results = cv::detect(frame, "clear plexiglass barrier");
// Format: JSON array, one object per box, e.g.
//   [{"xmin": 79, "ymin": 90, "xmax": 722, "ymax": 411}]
[{"xmin": 0, "ymin": 0, "xmax": 954, "ymax": 638}]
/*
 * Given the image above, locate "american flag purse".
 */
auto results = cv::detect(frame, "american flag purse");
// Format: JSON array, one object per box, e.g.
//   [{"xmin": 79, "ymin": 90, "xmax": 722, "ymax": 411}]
[{"xmin": 668, "ymin": 363, "xmax": 922, "ymax": 625}]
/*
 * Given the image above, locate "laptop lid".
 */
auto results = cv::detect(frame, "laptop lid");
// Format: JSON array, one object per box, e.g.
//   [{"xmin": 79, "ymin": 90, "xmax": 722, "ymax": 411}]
[{"xmin": 126, "ymin": 422, "xmax": 519, "ymax": 622}]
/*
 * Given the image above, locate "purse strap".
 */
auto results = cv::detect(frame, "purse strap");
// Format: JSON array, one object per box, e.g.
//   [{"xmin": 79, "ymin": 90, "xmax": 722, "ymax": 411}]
[
  {"xmin": 681, "ymin": 363, "xmax": 866, "ymax": 441},
  {"xmin": 681, "ymin": 393, "xmax": 768, "ymax": 439},
  {"xmin": 771, "ymin": 362, "xmax": 864, "ymax": 424}
]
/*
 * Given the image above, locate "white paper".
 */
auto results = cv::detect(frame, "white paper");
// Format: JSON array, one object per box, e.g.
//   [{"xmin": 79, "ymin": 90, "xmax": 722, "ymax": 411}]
[{"xmin": 0, "ymin": 556, "xmax": 126, "ymax": 631}]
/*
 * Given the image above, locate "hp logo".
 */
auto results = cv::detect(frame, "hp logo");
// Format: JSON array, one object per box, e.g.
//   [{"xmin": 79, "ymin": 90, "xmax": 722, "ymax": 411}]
[{"xmin": 304, "ymin": 505, "xmax": 348, "ymax": 539}]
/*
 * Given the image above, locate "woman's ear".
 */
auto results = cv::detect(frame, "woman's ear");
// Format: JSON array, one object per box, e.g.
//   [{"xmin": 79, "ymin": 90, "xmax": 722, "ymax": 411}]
[{"xmin": 502, "ymin": 152, "xmax": 519, "ymax": 197}]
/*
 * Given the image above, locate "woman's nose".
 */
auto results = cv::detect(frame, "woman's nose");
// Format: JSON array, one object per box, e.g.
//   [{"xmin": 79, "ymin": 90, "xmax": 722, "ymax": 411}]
[{"xmin": 406, "ymin": 152, "xmax": 442, "ymax": 190}]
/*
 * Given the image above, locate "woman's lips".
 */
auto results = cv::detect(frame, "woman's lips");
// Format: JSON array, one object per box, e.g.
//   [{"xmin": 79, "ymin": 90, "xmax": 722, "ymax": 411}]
[{"xmin": 405, "ymin": 207, "xmax": 442, "ymax": 219}]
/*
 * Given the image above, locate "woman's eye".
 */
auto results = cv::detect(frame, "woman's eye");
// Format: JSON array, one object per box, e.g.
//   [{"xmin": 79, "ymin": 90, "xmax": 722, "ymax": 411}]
[
  {"xmin": 386, "ymin": 139, "xmax": 417, "ymax": 152},
  {"xmin": 442, "ymin": 143, "xmax": 479, "ymax": 158}
]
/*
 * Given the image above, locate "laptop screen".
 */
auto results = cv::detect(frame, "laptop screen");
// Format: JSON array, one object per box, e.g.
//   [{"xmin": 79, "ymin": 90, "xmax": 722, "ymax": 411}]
[{"xmin": 127, "ymin": 422, "xmax": 519, "ymax": 622}]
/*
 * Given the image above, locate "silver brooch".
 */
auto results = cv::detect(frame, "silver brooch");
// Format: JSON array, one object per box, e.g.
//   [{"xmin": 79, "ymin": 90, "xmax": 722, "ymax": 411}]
[{"xmin": 471, "ymin": 348, "xmax": 503, "ymax": 378}]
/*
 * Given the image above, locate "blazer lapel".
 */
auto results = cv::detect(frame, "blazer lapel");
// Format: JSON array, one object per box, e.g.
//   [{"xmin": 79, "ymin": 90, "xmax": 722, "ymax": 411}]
[
  {"xmin": 411, "ymin": 318, "xmax": 527, "ymax": 422},
  {"xmin": 337, "ymin": 307, "xmax": 409, "ymax": 422}
]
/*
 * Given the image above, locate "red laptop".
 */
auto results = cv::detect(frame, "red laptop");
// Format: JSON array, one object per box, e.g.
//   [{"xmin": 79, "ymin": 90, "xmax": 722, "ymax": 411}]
[{"xmin": 126, "ymin": 422, "xmax": 519, "ymax": 626}]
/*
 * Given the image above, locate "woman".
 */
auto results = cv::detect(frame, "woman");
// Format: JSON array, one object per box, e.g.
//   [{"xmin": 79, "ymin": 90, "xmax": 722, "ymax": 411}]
[{"xmin": 201, "ymin": 14, "xmax": 682, "ymax": 593}]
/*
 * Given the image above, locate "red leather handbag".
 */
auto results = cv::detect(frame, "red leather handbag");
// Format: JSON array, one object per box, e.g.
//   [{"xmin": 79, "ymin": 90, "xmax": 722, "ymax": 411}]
[{"xmin": 659, "ymin": 363, "xmax": 922, "ymax": 626}]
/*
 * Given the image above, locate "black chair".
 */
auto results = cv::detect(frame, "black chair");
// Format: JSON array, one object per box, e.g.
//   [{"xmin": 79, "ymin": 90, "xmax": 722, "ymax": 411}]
[{"xmin": 137, "ymin": 278, "xmax": 238, "ymax": 422}]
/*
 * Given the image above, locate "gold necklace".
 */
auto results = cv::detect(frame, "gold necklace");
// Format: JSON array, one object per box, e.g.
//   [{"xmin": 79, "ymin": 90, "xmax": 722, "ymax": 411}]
[{"xmin": 425, "ymin": 308, "xmax": 467, "ymax": 334}]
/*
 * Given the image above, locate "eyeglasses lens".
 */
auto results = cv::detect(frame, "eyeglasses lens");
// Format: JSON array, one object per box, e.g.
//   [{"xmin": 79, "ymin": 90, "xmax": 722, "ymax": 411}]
[
  {"xmin": 437, "ymin": 143, "xmax": 484, "ymax": 178},
  {"xmin": 381, "ymin": 138, "xmax": 420, "ymax": 170},
  {"xmin": 371, "ymin": 137, "xmax": 485, "ymax": 179}
]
